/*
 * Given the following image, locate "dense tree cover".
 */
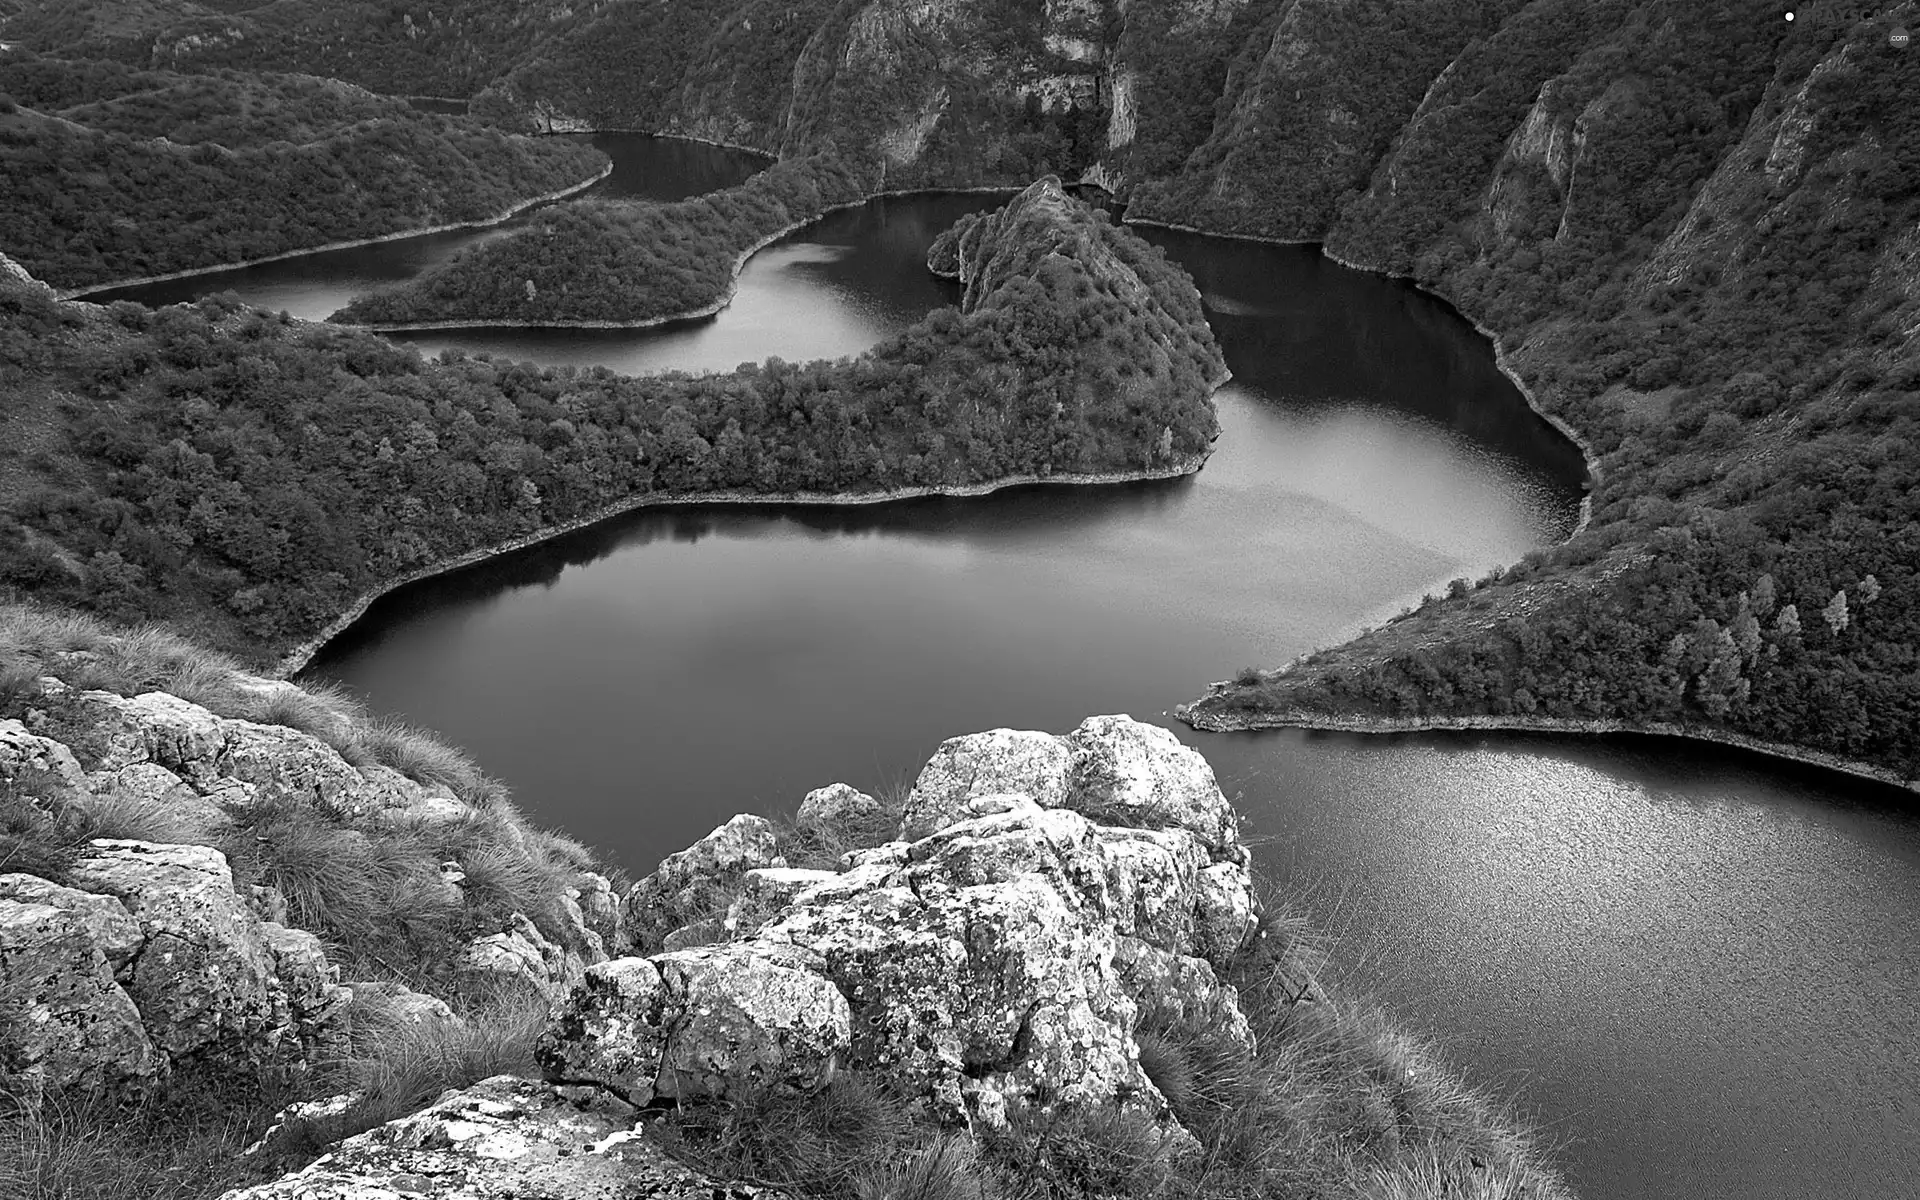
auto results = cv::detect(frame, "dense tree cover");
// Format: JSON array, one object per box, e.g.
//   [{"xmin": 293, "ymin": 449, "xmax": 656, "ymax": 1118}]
[
  {"xmin": 0, "ymin": 0, "xmax": 605, "ymax": 96},
  {"xmin": 1186, "ymin": 4, "xmax": 1920, "ymax": 780},
  {"xmin": 331, "ymin": 154, "xmax": 871, "ymax": 326},
  {"xmin": 0, "ymin": 182, "xmax": 1222, "ymax": 663},
  {"xmin": 0, "ymin": 53, "xmax": 605, "ymax": 289},
  {"xmin": 475, "ymin": 0, "xmax": 1112, "ymax": 188},
  {"xmin": 1128, "ymin": 0, "xmax": 1530, "ymax": 235}
]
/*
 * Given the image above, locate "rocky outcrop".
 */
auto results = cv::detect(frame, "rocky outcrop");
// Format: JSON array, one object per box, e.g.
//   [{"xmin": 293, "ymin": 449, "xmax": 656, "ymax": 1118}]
[
  {"xmin": 543, "ymin": 715, "xmax": 1263, "ymax": 1144},
  {"xmin": 215, "ymin": 1074, "xmax": 789, "ymax": 1200},
  {"xmin": 22, "ymin": 682, "xmax": 466, "ymax": 825},
  {"xmin": 620, "ymin": 813, "xmax": 781, "ymax": 954},
  {"xmin": 0, "ymin": 842, "xmax": 348, "ymax": 1103}
]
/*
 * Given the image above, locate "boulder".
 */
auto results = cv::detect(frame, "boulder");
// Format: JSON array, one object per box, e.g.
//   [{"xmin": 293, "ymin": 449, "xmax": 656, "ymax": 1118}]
[
  {"xmin": 898, "ymin": 728, "xmax": 1072, "ymax": 839},
  {"xmin": 796, "ymin": 782, "xmax": 887, "ymax": 831},
  {"xmin": 456, "ymin": 916, "xmax": 560, "ymax": 1002},
  {"xmin": 1, "ymin": 718, "xmax": 90, "ymax": 805},
  {"xmin": 62, "ymin": 839, "xmax": 345, "ymax": 1072},
  {"xmin": 0, "ymin": 898, "xmax": 156, "ymax": 1101},
  {"xmin": 1063, "ymin": 715, "xmax": 1239, "ymax": 852},
  {"xmin": 343, "ymin": 979, "xmax": 459, "ymax": 1030},
  {"xmin": 0, "ymin": 873, "xmax": 143, "ymax": 973},
  {"xmin": 539, "ymin": 946, "xmax": 849, "ymax": 1107},
  {"xmin": 214, "ymin": 1074, "xmax": 790, "ymax": 1199},
  {"xmin": 622, "ymin": 814, "xmax": 780, "ymax": 952}
]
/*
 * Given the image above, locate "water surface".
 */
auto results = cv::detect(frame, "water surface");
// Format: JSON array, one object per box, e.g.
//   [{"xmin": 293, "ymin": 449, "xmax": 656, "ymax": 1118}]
[{"xmin": 110, "ymin": 142, "xmax": 1918, "ymax": 1199}]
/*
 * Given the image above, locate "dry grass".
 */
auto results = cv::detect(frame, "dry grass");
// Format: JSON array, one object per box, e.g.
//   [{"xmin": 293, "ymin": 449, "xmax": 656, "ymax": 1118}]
[{"xmin": 269, "ymin": 983, "xmax": 548, "ymax": 1156}]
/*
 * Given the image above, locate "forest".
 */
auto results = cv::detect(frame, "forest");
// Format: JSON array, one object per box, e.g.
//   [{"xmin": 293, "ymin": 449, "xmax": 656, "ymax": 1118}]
[
  {"xmin": 0, "ymin": 52, "xmax": 605, "ymax": 289},
  {"xmin": 331, "ymin": 154, "xmax": 872, "ymax": 326},
  {"xmin": 1182, "ymin": 3, "xmax": 1920, "ymax": 781},
  {"xmin": 0, "ymin": 181, "xmax": 1223, "ymax": 664}
]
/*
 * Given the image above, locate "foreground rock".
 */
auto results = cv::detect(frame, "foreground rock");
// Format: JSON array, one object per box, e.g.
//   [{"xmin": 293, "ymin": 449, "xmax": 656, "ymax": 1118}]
[
  {"xmin": 557, "ymin": 715, "xmax": 1261, "ymax": 1143},
  {"xmin": 216, "ymin": 1074, "xmax": 788, "ymax": 1199},
  {"xmin": 0, "ymin": 843, "xmax": 349, "ymax": 1102}
]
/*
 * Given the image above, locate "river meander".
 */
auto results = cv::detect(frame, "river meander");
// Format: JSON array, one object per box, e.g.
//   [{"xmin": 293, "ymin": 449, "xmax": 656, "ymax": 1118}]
[{"xmin": 100, "ymin": 135, "xmax": 1920, "ymax": 1200}]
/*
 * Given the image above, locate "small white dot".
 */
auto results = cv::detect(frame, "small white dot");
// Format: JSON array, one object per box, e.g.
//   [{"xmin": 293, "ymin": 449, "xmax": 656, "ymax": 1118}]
[{"xmin": 1785, "ymin": 10, "xmax": 1795, "ymax": 20}]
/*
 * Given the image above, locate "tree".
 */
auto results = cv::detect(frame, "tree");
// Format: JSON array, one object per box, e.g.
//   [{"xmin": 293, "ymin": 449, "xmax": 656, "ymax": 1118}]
[{"xmin": 1822, "ymin": 590, "xmax": 1850, "ymax": 636}]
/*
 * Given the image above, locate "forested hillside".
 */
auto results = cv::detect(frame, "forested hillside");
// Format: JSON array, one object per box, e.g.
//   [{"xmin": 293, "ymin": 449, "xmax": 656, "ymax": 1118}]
[
  {"xmin": 332, "ymin": 154, "xmax": 873, "ymax": 327},
  {"xmin": 0, "ymin": 52, "xmax": 606, "ymax": 289},
  {"xmin": 0, "ymin": 181, "xmax": 1222, "ymax": 663},
  {"xmin": 3, "ymin": 0, "xmax": 1913, "ymax": 777},
  {"xmin": 1175, "ymin": 2, "xmax": 1920, "ymax": 782},
  {"xmin": 0, "ymin": 0, "xmax": 604, "ymax": 96}
]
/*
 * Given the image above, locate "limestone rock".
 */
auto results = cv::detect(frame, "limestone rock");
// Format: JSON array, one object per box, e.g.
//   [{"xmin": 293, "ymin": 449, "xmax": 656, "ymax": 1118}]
[
  {"xmin": 0, "ymin": 873, "xmax": 143, "ymax": 973},
  {"xmin": 622, "ymin": 814, "xmax": 779, "ymax": 952},
  {"xmin": 0, "ymin": 717, "xmax": 89, "ymax": 806},
  {"xmin": 898, "ymin": 728, "xmax": 1072, "ymax": 839},
  {"xmin": 1063, "ymin": 715, "xmax": 1239, "ymax": 851},
  {"xmin": 796, "ymin": 781, "xmax": 886, "ymax": 830},
  {"xmin": 0, "ymin": 898, "xmax": 156, "ymax": 1101},
  {"xmin": 65, "ymin": 840, "xmax": 279, "ymax": 1061},
  {"xmin": 214, "ymin": 1074, "xmax": 789, "ymax": 1199},
  {"xmin": 539, "ymin": 947, "xmax": 849, "ymax": 1107},
  {"xmin": 456, "ymin": 915, "xmax": 562, "ymax": 1001},
  {"xmin": 572, "ymin": 870, "xmax": 624, "ymax": 953}
]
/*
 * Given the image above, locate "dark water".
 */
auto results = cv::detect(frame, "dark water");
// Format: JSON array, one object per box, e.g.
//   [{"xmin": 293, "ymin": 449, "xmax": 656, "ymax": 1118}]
[
  {"xmin": 80, "ymin": 133, "xmax": 769, "ymax": 320},
  {"xmin": 118, "ymin": 138, "xmax": 1920, "ymax": 1198}
]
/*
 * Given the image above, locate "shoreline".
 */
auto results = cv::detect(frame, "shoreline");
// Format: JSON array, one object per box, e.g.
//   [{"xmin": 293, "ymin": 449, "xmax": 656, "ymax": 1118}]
[
  {"xmin": 55, "ymin": 162, "xmax": 615, "ymax": 301},
  {"xmin": 1125, "ymin": 216, "xmax": 1600, "ymax": 540},
  {"xmin": 1175, "ymin": 703, "xmax": 1920, "ymax": 796},
  {"xmin": 274, "ymin": 450, "xmax": 1213, "ymax": 676},
  {"xmin": 343, "ymin": 184, "xmax": 1022, "ymax": 333}
]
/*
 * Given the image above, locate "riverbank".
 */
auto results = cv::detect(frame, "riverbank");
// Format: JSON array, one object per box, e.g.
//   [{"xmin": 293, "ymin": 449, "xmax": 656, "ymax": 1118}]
[
  {"xmin": 1175, "ymin": 698, "xmax": 1920, "ymax": 795},
  {"xmin": 343, "ymin": 184, "xmax": 1021, "ymax": 334},
  {"xmin": 1126, "ymin": 216, "xmax": 1600, "ymax": 541},
  {"xmin": 275, "ymin": 448, "xmax": 1215, "ymax": 676},
  {"xmin": 57, "ymin": 162, "xmax": 614, "ymax": 301}
]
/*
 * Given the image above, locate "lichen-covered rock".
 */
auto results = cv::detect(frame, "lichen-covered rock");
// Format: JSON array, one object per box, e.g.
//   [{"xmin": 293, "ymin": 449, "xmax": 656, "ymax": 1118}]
[
  {"xmin": 898, "ymin": 729, "xmax": 1072, "ymax": 839},
  {"xmin": 60, "ymin": 839, "xmax": 346, "ymax": 1074},
  {"xmin": 456, "ymin": 916, "xmax": 561, "ymax": 1001},
  {"xmin": 622, "ymin": 814, "xmax": 779, "ymax": 952},
  {"xmin": 214, "ymin": 1074, "xmax": 789, "ymax": 1200},
  {"xmin": 1063, "ymin": 715, "xmax": 1240, "ymax": 852},
  {"xmin": 64, "ymin": 840, "xmax": 279, "ymax": 1060},
  {"xmin": 796, "ymin": 781, "xmax": 886, "ymax": 830},
  {"xmin": 539, "ymin": 946, "xmax": 849, "ymax": 1107},
  {"xmin": 546, "ymin": 719, "xmax": 1262, "ymax": 1146},
  {"xmin": 0, "ymin": 717, "xmax": 88, "ymax": 806},
  {"xmin": 0, "ymin": 898, "xmax": 156, "ymax": 1101},
  {"xmin": 0, "ymin": 873, "xmax": 144, "ymax": 974}
]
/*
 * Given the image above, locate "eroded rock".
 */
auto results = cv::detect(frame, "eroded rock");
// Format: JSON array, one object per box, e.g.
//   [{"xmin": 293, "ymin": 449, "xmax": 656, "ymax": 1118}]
[
  {"xmin": 622, "ymin": 813, "xmax": 780, "ymax": 952},
  {"xmin": 214, "ymin": 1074, "xmax": 789, "ymax": 1199},
  {"xmin": 0, "ymin": 898, "xmax": 156, "ymax": 1101}
]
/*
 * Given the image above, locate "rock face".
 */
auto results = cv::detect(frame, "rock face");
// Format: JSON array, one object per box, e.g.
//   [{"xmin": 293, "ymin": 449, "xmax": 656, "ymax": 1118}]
[
  {"xmin": 620, "ymin": 813, "xmax": 781, "ymax": 953},
  {"xmin": 0, "ymin": 842, "xmax": 349, "ymax": 1102},
  {"xmin": 215, "ymin": 1074, "xmax": 789, "ymax": 1200},
  {"xmin": 544, "ymin": 715, "xmax": 1262, "ymax": 1143}
]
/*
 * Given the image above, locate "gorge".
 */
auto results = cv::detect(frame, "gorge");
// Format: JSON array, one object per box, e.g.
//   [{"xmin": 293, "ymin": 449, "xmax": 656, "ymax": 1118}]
[{"xmin": 3, "ymin": 1, "xmax": 1917, "ymax": 1198}]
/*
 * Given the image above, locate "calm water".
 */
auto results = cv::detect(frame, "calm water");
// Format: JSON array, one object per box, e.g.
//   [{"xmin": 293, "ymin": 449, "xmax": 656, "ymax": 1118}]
[
  {"xmin": 125, "ymin": 139, "xmax": 1920, "ymax": 1198},
  {"xmin": 81, "ymin": 133, "xmax": 770, "ymax": 320}
]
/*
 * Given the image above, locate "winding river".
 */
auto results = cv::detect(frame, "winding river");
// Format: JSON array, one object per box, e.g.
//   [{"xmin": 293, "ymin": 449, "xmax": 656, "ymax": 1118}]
[{"xmin": 96, "ymin": 135, "xmax": 1920, "ymax": 1200}]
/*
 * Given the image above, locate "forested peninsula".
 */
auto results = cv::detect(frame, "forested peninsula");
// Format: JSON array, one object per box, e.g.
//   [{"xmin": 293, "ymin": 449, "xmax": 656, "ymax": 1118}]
[
  {"xmin": 5, "ymin": 0, "xmax": 1914, "ymax": 781},
  {"xmin": 0, "ymin": 52, "xmax": 607, "ymax": 290},
  {"xmin": 0, "ymin": 179, "xmax": 1222, "ymax": 666}
]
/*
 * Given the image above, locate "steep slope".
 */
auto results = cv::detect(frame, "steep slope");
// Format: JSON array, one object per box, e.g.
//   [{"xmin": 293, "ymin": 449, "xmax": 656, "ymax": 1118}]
[
  {"xmin": 1183, "ymin": 3, "xmax": 1920, "ymax": 784},
  {"xmin": 0, "ymin": 53, "xmax": 607, "ymax": 289}
]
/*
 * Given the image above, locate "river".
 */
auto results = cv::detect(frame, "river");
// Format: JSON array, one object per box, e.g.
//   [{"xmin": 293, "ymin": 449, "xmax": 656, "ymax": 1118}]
[{"xmin": 99, "ymin": 135, "xmax": 1920, "ymax": 1200}]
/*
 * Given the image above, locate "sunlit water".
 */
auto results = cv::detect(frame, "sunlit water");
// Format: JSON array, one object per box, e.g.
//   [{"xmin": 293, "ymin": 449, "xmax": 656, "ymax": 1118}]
[{"xmin": 109, "ymin": 138, "xmax": 1920, "ymax": 1199}]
